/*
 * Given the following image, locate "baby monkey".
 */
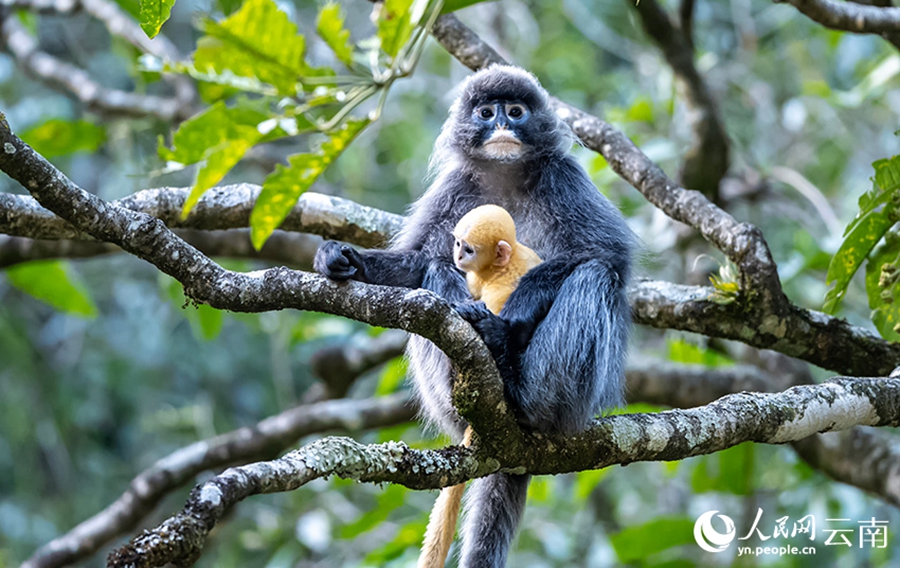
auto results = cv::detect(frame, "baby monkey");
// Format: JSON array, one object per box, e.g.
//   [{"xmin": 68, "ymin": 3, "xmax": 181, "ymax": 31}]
[
  {"xmin": 418, "ymin": 204, "xmax": 542, "ymax": 568},
  {"xmin": 453, "ymin": 204, "xmax": 543, "ymax": 313}
]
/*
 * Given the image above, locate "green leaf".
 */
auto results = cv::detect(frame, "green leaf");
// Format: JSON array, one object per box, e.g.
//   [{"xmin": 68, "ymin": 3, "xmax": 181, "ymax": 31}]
[
  {"xmin": 865, "ymin": 239, "xmax": 900, "ymax": 341},
  {"xmin": 610, "ymin": 517, "xmax": 696, "ymax": 562},
  {"xmin": 442, "ymin": 0, "xmax": 491, "ymax": 13},
  {"xmin": 377, "ymin": 0, "xmax": 416, "ymax": 59},
  {"xmin": 874, "ymin": 154, "xmax": 900, "ymax": 195},
  {"xmin": 138, "ymin": 0, "xmax": 176, "ymax": 38},
  {"xmin": 250, "ymin": 118, "xmax": 369, "ymax": 248},
  {"xmin": 317, "ymin": 3, "xmax": 354, "ymax": 67},
  {"xmin": 844, "ymin": 154, "xmax": 900, "ymax": 237},
  {"xmin": 193, "ymin": 0, "xmax": 309, "ymax": 95},
  {"xmin": 160, "ymin": 101, "xmax": 290, "ymax": 216},
  {"xmin": 824, "ymin": 208, "xmax": 894, "ymax": 313},
  {"xmin": 7, "ymin": 260, "xmax": 98, "ymax": 317},
  {"xmin": 20, "ymin": 119, "xmax": 105, "ymax": 159}
]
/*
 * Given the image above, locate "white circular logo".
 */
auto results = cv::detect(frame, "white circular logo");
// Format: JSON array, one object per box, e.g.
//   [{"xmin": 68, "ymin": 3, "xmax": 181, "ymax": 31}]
[{"xmin": 693, "ymin": 510, "xmax": 736, "ymax": 553}]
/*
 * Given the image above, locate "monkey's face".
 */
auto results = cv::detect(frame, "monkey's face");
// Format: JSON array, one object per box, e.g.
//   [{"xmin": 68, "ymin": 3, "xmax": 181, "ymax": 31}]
[
  {"xmin": 454, "ymin": 236, "xmax": 481, "ymax": 272},
  {"xmin": 471, "ymin": 101, "xmax": 530, "ymax": 161}
]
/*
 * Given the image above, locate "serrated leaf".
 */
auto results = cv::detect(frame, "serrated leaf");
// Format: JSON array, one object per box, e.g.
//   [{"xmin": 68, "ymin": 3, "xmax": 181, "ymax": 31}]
[
  {"xmin": 610, "ymin": 517, "xmax": 696, "ymax": 562},
  {"xmin": 138, "ymin": 0, "xmax": 176, "ymax": 38},
  {"xmin": 377, "ymin": 0, "xmax": 416, "ymax": 59},
  {"xmin": 250, "ymin": 118, "xmax": 369, "ymax": 248},
  {"xmin": 824, "ymin": 208, "xmax": 894, "ymax": 313},
  {"xmin": 317, "ymin": 3, "xmax": 354, "ymax": 67},
  {"xmin": 7, "ymin": 260, "xmax": 97, "ymax": 317},
  {"xmin": 193, "ymin": 0, "xmax": 308, "ymax": 95},
  {"xmin": 20, "ymin": 119, "xmax": 105, "ymax": 159}
]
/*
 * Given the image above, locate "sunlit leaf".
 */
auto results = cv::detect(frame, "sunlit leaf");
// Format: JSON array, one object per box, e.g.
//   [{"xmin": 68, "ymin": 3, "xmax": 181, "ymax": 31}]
[
  {"xmin": 7, "ymin": 260, "xmax": 98, "ymax": 317},
  {"xmin": 159, "ymin": 101, "xmax": 291, "ymax": 216},
  {"xmin": 610, "ymin": 517, "xmax": 696, "ymax": 562},
  {"xmin": 251, "ymin": 118, "xmax": 370, "ymax": 248},
  {"xmin": 824, "ymin": 208, "xmax": 894, "ymax": 313},
  {"xmin": 138, "ymin": 0, "xmax": 176, "ymax": 38},
  {"xmin": 317, "ymin": 3, "xmax": 354, "ymax": 67},
  {"xmin": 377, "ymin": 0, "xmax": 416, "ymax": 59},
  {"xmin": 193, "ymin": 0, "xmax": 309, "ymax": 95},
  {"xmin": 20, "ymin": 119, "xmax": 105, "ymax": 159}
]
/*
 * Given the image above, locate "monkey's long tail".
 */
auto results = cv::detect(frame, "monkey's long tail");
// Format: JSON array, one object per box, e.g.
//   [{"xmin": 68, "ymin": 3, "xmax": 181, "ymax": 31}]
[{"xmin": 417, "ymin": 427, "xmax": 473, "ymax": 568}]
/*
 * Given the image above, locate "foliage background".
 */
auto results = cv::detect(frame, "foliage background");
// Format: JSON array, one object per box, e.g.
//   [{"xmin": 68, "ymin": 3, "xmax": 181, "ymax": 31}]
[{"xmin": 1, "ymin": 0, "xmax": 900, "ymax": 566}]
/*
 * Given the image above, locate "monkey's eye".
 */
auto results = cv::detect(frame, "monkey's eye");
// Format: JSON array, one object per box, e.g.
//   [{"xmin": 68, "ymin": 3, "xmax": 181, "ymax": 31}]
[
  {"xmin": 464, "ymin": 245, "xmax": 474, "ymax": 255},
  {"xmin": 476, "ymin": 106, "xmax": 495, "ymax": 120},
  {"xmin": 506, "ymin": 104, "xmax": 528, "ymax": 121}
]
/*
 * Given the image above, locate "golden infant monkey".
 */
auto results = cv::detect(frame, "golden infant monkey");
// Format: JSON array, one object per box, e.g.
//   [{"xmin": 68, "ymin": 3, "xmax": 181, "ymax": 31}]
[
  {"xmin": 453, "ymin": 204, "xmax": 543, "ymax": 313},
  {"xmin": 417, "ymin": 204, "xmax": 542, "ymax": 568}
]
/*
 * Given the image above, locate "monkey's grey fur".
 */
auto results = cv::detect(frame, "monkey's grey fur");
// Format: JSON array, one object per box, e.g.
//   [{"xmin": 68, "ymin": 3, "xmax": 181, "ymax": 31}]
[{"xmin": 314, "ymin": 65, "xmax": 633, "ymax": 567}]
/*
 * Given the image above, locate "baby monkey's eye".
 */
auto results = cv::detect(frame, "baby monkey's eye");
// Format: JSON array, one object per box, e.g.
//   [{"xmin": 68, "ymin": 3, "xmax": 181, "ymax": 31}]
[{"xmin": 465, "ymin": 245, "xmax": 474, "ymax": 254}]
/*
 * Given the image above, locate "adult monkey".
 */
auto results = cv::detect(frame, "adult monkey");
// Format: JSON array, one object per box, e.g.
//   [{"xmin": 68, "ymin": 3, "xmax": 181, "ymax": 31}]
[{"xmin": 314, "ymin": 65, "xmax": 633, "ymax": 567}]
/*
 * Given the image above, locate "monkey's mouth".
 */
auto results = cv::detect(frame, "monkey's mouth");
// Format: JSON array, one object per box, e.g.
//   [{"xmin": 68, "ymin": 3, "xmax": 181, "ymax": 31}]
[{"xmin": 483, "ymin": 131, "xmax": 523, "ymax": 159}]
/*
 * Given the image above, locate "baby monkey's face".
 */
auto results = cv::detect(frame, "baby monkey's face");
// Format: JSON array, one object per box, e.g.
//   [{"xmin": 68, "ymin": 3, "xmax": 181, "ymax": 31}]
[{"xmin": 454, "ymin": 236, "xmax": 480, "ymax": 273}]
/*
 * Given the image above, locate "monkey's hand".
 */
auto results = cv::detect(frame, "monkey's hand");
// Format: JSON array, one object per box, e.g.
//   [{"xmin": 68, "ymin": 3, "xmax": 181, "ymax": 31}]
[
  {"xmin": 314, "ymin": 241, "xmax": 367, "ymax": 281},
  {"xmin": 454, "ymin": 301, "xmax": 513, "ymax": 366}
]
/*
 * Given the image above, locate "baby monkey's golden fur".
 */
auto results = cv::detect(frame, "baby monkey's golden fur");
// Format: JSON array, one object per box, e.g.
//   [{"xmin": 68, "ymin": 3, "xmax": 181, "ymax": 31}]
[
  {"xmin": 417, "ymin": 205, "xmax": 542, "ymax": 567},
  {"xmin": 453, "ymin": 205, "xmax": 542, "ymax": 313}
]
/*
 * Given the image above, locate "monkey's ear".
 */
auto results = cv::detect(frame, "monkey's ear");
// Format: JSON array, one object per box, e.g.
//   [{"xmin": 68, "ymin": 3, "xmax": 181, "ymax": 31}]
[{"xmin": 494, "ymin": 240, "xmax": 512, "ymax": 267}]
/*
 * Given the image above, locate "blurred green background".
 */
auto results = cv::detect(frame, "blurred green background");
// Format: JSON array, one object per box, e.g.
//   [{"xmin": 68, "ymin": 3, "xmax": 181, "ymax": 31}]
[{"xmin": 1, "ymin": 0, "xmax": 900, "ymax": 566}]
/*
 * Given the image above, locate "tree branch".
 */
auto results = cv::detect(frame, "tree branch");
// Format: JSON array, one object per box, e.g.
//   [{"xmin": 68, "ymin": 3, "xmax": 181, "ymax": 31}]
[
  {"xmin": 22, "ymin": 395, "xmax": 414, "ymax": 568},
  {"xmin": 0, "ymin": 230, "xmax": 322, "ymax": 269},
  {"xmin": 431, "ymin": 14, "xmax": 781, "ymax": 304},
  {"xmin": 629, "ymin": 280, "xmax": 900, "ymax": 377},
  {"xmin": 780, "ymin": 0, "xmax": 900, "ymax": 34},
  {"xmin": 0, "ymin": 112, "xmax": 523, "ymax": 454},
  {"xmin": 107, "ymin": 376, "xmax": 900, "ymax": 567},
  {"xmin": 629, "ymin": 0, "xmax": 730, "ymax": 198},
  {"xmin": 0, "ymin": 187, "xmax": 401, "ymax": 249},
  {"xmin": 4, "ymin": 181, "xmax": 900, "ymax": 378},
  {"xmin": 0, "ymin": 16, "xmax": 187, "ymax": 121}
]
